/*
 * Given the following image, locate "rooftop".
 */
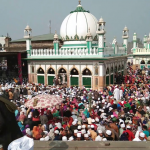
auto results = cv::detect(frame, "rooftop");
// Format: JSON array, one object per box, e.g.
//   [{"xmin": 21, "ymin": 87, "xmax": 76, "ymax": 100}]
[{"xmin": 11, "ymin": 33, "xmax": 61, "ymax": 43}]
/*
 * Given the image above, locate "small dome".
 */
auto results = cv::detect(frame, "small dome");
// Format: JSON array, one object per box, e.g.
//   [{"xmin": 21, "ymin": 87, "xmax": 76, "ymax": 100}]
[
  {"xmin": 123, "ymin": 26, "xmax": 128, "ymax": 31},
  {"xmin": 25, "ymin": 25, "xmax": 32, "ymax": 31},
  {"xmin": 98, "ymin": 17, "xmax": 105, "ymax": 24},
  {"xmin": 54, "ymin": 31, "xmax": 58, "ymax": 39}
]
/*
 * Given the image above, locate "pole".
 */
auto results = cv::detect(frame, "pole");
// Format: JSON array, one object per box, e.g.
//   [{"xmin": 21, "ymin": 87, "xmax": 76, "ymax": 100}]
[{"xmin": 18, "ymin": 53, "xmax": 22, "ymax": 84}]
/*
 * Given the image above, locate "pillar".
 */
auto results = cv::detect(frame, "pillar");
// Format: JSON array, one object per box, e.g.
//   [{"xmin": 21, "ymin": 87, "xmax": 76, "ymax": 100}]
[{"xmin": 18, "ymin": 53, "xmax": 22, "ymax": 84}]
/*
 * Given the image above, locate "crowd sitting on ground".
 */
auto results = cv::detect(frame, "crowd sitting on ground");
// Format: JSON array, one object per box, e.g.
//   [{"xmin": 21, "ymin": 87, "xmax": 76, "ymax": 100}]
[{"xmin": 1, "ymin": 66, "xmax": 150, "ymax": 142}]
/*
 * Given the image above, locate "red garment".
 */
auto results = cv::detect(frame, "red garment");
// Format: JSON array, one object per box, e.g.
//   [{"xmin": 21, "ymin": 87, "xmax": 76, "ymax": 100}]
[
  {"xmin": 123, "ymin": 129, "xmax": 135, "ymax": 141},
  {"xmin": 32, "ymin": 116, "xmax": 40, "ymax": 121}
]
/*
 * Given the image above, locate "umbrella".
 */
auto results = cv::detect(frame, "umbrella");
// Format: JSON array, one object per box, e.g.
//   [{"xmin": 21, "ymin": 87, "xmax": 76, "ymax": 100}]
[{"xmin": 24, "ymin": 94, "xmax": 63, "ymax": 109}]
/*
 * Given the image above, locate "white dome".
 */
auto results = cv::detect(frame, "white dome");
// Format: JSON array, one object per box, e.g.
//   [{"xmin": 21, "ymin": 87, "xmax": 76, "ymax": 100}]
[{"xmin": 60, "ymin": 5, "xmax": 98, "ymax": 41}]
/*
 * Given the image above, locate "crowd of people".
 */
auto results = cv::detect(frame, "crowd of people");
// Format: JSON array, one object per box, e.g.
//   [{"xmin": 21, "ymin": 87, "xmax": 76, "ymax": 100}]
[{"xmin": 1, "ymin": 66, "xmax": 150, "ymax": 143}]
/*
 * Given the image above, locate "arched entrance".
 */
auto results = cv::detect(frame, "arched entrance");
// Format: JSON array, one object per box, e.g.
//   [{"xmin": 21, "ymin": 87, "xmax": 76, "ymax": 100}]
[
  {"xmin": 110, "ymin": 67, "xmax": 114, "ymax": 84},
  {"xmin": 106, "ymin": 68, "xmax": 109, "ymax": 86},
  {"xmin": 70, "ymin": 68, "xmax": 79, "ymax": 87},
  {"xmin": 37, "ymin": 67, "xmax": 45, "ymax": 84},
  {"xmin": 140, "ymin": 60, "xmax": 145, "ymax": 69},
  {"xmin": 82, "ymin": 68, "xmax": 92, "ymax": 88},
  {"xmin": 58, "ymin": 68, "xmax": 67, "ymax": 84},
  {"xmin": 47, "ymin": 68, "xmax": 55, "ymax": 85}
]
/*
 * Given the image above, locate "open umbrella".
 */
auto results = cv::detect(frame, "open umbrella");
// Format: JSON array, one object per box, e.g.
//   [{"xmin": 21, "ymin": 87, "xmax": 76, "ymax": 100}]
[{"xmin": 24, "ymin": 94, "xmax": 63, "ymax": 109}]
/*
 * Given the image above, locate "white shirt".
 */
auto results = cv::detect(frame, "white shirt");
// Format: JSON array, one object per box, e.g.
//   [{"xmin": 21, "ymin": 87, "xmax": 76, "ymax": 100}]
[{"xmin": 133, "ymin": 137, "xmax": 146, "ymax": 141}]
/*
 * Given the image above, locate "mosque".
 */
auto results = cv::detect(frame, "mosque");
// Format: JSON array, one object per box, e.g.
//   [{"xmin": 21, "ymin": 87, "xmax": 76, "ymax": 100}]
[
  {"xmin": 129, "ymin": 33, "xmax": 150, "ymax": 70},
  {"xmin": 24, "ymin": 1, "xmax": 128, "ymax": 90}
]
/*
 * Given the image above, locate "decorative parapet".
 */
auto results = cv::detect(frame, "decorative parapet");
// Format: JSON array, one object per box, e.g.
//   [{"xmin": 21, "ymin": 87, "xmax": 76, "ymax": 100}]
[{"xmin": 133, "ymin": 48, "xmax": 150, "ymax": 55}]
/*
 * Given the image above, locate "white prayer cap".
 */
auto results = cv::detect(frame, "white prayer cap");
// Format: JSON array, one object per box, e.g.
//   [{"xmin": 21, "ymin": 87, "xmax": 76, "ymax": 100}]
[
  {"xmin": 102, "ymin": 138, "xmax": 107, "ymax": 141},
  {"xmin": 102, "ymin": 100, "xmax": 105, "ymax": 103},
  {"xmin": 98, "ymin": 130, "xmax": 102, "ymax": 134},
  {"xmin": 109, "ymin": 107, "xmax": 113, "ymax": 111},
  {"xmin": 91, "ymin": 125, "xmax": 94, "ymax": 128},
  {"xmin": 74, "ymin": 119, "xmax": 78, "ymax": 122},
  {"xmin": 95, "ymin": 118, "xmax": 99, "ymax": 122},
  {"xmin": 139, "ymin": 132, "xmax": 145, "ymax": 138},
  {"xmin": 92, "ymin": 119, "xmax": 95, "ymax": 123},
  {"xmin": 49, "ymin": 124, "xmax": 53, "ymax": 129},
  {"xmin": 62, "ymin": 136, "xmax": 67, "ymax": 141},
  {"xmin": 28, "ymin": 114, "xmax": 32, "ymax": 118},
  {"xmin": 54, "ymin": 130, "xmax": 59, "ymax": 134},
  {"xmin": 81, "ymin": 129, "xmax": 86, "ymax": 134},
  {"xmin": 26, "ymin": 128, "xmax": 30, "ymax": 133},
  {"xmin": 129, "ymin": 121, "xmax": 132, "ymax": 124},
  {"xmin": 106, "ymin": 130, "xmax": 112, "ymax": 136},
  {"xmin": 111, "ymin": 115, "xmax": 114, "ymax": 118},
  {"xmin": 77, "ymin": 126, "xmax": 81, "ymax": 130},
  {"xmin": 126, "ymin": 125, "xmax": 131, "ymax": 129},
  {"xmin": 88, "ymin": 125, "xmax": 91, "ymax": 128},
  {"xmin": 40, "ymin": 138, "xmax": 45, "ymax": 141},
  {"xmin": 68, "ymin": 136, "xmax": 74, "ymax": 141},
  {"xmin": 44, "ymin": 136, "xmax": 50, "ymax": 141},
  {"xmin": 77, "ymin": 133, "xmax": 81, "ymax": 137},
  {"xmin": 72, "ymin": 121, "xmax": 76, "ymax": 125},
  {"xmin": 96, "ymin": 106, "xmax": 99, "ymax": 109},
  {"xmin": 101, "ymin": 110, "xmax": 104, "ymax": 113},
  {"xmin": 82, "ymin": 125, "xmax": 86, "ymax": 129},
  {"xmin": 84, "ymin": 134, "xmax": 88, "ymax": 137},
  {"xmin": 95, "ymin": 136, "xmax": 102, "ymax": 141},
  {"xmin": 146, "ymin": 106, "xmax": 149, "ymax": 110},
  {"xmin": 98, "ymin": 98, "xmax": 100, "ymax": 100},
  {"xmin": 74, "ymin": 129, "xmax": 78, "ymax": 133},
  {"xmin": 121, "ymin": 124, "xmax": 125, "ymax": 128}
]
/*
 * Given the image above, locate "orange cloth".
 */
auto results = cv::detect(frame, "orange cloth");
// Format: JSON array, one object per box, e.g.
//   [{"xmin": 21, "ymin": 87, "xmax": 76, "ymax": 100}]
[{"xmin": 32, "ymin": 126, "xmax": 42, "ymax": 140}]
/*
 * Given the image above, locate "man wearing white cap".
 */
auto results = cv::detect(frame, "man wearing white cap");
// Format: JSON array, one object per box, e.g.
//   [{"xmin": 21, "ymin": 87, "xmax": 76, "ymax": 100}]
[
  {"xmin": 113, "ymin": 86, "xmax": 120, "ymax": 101},
  {"xmin": 119, "ymin": 124, "xmax": 125, "ymax": 137},
  {"xmin": 89, "ymin": 125, "xmax": 97, "ymax": 141},
  {"xmin": 104, "ymin": 130, "xmax": 113, "ymax": 141},
  {"xmin": 95, "ymin": 130, "xmax": 103, "ymax": 141},
  {"xmin": 133, "ymin": 132, "xmax": 146, "ymax": 141}
]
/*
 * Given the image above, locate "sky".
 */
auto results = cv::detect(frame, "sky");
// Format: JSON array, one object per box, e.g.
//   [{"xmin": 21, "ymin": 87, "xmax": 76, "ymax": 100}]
[{"xmin": 0, "ymin": 0, "xmax": 150, "ymax": 44}]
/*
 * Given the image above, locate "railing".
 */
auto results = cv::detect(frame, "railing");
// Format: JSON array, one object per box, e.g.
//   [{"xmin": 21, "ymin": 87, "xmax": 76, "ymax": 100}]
[
  {"xmin": 30, "ymin": 48, "xmax": 99, "ymax": 57},
  {"xmin": 28, "ymin": 47, "xmax": 126, "ymax": 58},
  {"xmin": 104, "ymin": 47, "xmax": 126, "ymax": 57},
  {"xmin": 134, "ymin": 48, "xmax": 150, "ymax": 54}
]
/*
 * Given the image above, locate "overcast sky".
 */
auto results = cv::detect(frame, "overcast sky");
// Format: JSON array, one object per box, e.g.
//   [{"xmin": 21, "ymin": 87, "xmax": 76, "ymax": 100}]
[{"xmin": 0, "ymin": 0, "xmax": 149, "ymax": 44}]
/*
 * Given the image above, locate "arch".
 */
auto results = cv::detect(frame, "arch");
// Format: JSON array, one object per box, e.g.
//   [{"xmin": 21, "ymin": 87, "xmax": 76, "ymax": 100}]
[
  {"xmin": 58, "ymin": 68, "xmax": 67, "ymax": 74},
  {"xmin": 70, "ymin": 68, "xmax": 79, "ymax": 75},
  {"xmin": 111, "ymin": 66, "xmax": 113, "ymax": 73},
  {"xmin": 47, "ymin": 67, "xmax": 55, "ymax": 74},
  {"xmin": 118, "ymin": 65, "xmax": 121, "ymax": 71},
  {"xmin": 147, "ymin": 60, "xmax": 150, "ymax": 64},
  {"xmin": 106, "ymin": 68, "xmax": 109, "ymax": 74},
  {"xmin": 141, "ymin": 60, "xmax": 145, "ymax": 64},
  {"xmin": 37, "ymin": 67, "xmax": 44, "ymax": 74},
  {"xmin": 115, "ymin": 66, "xmax": 117, "ymax": 72},
  {"xmin": 82, "ymin": 68, "xmax": 92, "ymax": 75}
]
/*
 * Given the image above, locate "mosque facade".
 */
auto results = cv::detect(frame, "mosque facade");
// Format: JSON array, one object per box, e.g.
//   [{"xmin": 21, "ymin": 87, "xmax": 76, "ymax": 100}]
[
  {"xmin": 129, "ymin": 33, "xmax": 150, "ymax": 70},
  {"xmin": 24, "ymin": 1, "xmax": 128, "ymax": 90}
]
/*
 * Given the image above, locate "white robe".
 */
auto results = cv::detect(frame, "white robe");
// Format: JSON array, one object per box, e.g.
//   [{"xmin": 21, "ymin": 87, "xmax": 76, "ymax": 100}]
[
  {"xmin": 113, "ymin": 88, "xmax": 120, "ymax": 101},
  {"xmin": 120, "ymin": 90, "xmax": 123, "ymax": 99}
]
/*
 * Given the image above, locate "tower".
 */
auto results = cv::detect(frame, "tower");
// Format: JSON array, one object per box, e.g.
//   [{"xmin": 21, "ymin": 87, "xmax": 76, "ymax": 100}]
[
  {"xmin": 122, "ymin": 26, "xmax": 129, "ymax": 53},
  {"xmin": 96, "ymin": 17, "xmax": 106, "ymax": 57},
  {"xmin": 133, "ymin": 33, "xmax": 137, "ymax": 53},
  {"xmin": 24, "ymin": 25, "xmax": 32, "ymax": 57},
  {"xmin": 86, "ymin": 28, "xmax": 93, "ymax": 53},
  {"xmin": 143, "ymin": 35, "xmax": 147, "ymax": 48},
  {"xmin": 147, "ymin": 33, "xmax": 150, "ymax": 49},
  {"xmin": 53, "ymin": 31, "xmax": 59, "ymax": 55}
]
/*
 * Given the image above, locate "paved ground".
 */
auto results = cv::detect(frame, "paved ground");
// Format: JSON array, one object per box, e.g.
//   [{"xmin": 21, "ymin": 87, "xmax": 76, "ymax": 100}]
[{"xmin": 34, "ymin": 141, "xmax": 150, "ymax": 150}]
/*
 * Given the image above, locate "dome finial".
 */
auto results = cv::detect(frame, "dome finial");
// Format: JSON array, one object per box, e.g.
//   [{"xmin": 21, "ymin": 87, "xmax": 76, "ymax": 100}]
[{"xmin": 79, "ymin": 0, "xmax": 81, "ymax": 5}]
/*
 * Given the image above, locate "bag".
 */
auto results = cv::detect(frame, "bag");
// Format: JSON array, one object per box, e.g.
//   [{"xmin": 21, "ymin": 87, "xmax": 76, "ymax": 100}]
[{"xmin": 8, "ymin": 136, "xmax": 34, "ymax": 150}]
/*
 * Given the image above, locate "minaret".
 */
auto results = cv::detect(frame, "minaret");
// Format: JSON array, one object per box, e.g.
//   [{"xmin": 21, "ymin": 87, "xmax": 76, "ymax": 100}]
[
  {"xmin": 122, "ymin": 26, "xmax": 129, "ymax": 53},
  {"xmin": 147, "ymin": 33, "xmax": 150, "ymax": 49},
  {"xmin": 133, "ymin": 33, "xmax": 137, "ymax": 53},
  {"xmin": 86, "ymin": 28, "xmax": 93, "ymax": 54},
  {"xmin": 24, "ymin": 25, "xmax": 32, "ymax": 57},
  {"xmin": 143, "ymin": 35, "xmax": 147, "ymax": 48},
  {"xmin": 104, "ymin": 35, "xmax": 106, "ymax": 47},
  {"xmin": 96, "ymin": 17, "xmax": 106, "ymax": 57},
  {"xmin": 53, "ymin": 31, "xmax": 59, "ymax": 55}
]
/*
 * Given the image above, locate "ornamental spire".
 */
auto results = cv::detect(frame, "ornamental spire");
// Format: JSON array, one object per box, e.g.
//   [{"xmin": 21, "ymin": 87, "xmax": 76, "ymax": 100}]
[{"xmin": 79, "ymin": 0, "xmax": 81, "ymax": 5}]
